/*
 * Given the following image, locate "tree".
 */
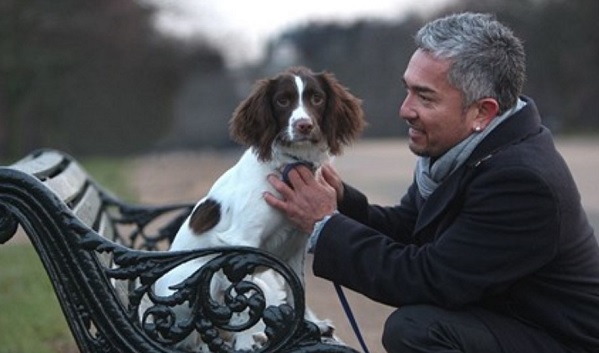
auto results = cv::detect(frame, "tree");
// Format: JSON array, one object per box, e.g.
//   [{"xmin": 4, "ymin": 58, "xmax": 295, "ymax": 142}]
[{"xmin": 0, "ymin": 0, "xmax": 225, "ymax": 158}]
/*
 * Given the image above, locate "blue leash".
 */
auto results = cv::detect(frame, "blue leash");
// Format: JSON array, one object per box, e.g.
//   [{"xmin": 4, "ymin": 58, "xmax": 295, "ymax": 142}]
[
  {"xmin": 280, "ymin": 162, "xmax": 370, "ymax": 352},
  {"xmin": 334, "ymin": 283, "xmax": 371, "ymax": 353}
]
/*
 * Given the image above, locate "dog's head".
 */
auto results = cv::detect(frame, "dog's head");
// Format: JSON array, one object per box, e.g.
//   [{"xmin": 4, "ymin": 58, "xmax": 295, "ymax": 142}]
[{"xmin": 230, "ymin": 66, "xmax": 366, "ymax": 162}]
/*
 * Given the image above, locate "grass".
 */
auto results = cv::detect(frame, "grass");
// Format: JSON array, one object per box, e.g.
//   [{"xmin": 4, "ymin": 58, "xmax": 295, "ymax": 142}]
[
  {"xmin": 0, "ymin": 156, "xmax": 134, "ymax": 353},
  {"xmin": 80, "ymin": 156, "xmax": 137, "ymax": 201},
  {"xmin": 0, "ymin": 245, "xmax": 76, "ymax": 353}
]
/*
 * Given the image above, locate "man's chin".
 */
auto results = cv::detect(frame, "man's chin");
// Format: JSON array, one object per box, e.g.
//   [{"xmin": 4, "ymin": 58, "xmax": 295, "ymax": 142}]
[{"xmin": 408, "ymin": 141, "xmax": 428, "ymax": 157}]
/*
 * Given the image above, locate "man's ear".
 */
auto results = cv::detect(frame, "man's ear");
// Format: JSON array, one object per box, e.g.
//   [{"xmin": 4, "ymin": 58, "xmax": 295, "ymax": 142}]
[{"xmin": 473, "ymin": 98, "xmax": 500, "ymax": 130}]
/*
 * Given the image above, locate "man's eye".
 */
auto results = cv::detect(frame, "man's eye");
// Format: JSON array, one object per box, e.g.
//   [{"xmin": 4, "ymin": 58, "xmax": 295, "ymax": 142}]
[{"xmin": 419, "ymin": 94, "xmax": 433, "ymax": 103}]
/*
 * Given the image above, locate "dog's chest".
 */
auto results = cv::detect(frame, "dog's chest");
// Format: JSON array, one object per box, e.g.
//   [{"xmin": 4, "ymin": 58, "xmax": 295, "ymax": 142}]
[
  {"xmin": 262, "ymin": 224, "xmax": 307, "ymax": 261},
  {"xmin": 173, "ymin": 150, "xmax": 310, "ymax": 254}
]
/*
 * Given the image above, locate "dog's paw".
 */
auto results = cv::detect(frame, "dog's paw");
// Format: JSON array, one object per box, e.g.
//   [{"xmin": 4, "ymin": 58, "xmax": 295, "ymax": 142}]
[
  {"xmin": 314, "ymin": 319, "xmax": 347, "ymax": 345},
  {"xmin": 314, "ymin": 318, "xmax": 335, "ymax": 337},
  {"xmin": 234, "ymin": 332, "xmax": 266, "ymax": 351},
  {"xmin": 252, "ymin": 332, "xmax": 268, "ymax": 346}
]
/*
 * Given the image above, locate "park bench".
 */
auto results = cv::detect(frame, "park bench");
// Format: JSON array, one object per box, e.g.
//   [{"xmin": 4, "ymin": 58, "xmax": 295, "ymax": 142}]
[{"xmin": 0, "ymin": 149, "xmax": 360, "ymax": 353}]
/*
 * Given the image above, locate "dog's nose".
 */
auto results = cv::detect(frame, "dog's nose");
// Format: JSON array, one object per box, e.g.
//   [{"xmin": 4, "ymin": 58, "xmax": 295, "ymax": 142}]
[{"xmin": 294, "ymin": 119, "xmax": 314, "ymax": 134}]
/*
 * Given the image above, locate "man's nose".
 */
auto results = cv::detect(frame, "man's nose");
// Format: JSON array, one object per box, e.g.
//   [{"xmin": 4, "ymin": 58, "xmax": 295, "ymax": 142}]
[{"xmin": 399, "ymin": 95, "xmax": 415, "ymax": 120}]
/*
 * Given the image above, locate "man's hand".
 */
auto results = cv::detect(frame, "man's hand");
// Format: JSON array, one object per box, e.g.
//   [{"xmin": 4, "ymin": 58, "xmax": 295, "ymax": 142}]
[
  {"xmin": 264, "ymin": 164, "xmax": 339, "ymax": 234},
  {"xmin": 320, "ymin": 163, "xmax": 344, "ymax": 203}
]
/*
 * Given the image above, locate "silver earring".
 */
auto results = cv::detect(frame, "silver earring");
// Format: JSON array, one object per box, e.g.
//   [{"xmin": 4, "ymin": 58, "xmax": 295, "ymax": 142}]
[{"xmin": 474, "ymin": 126, "xmax": 482, "ymax": 132}]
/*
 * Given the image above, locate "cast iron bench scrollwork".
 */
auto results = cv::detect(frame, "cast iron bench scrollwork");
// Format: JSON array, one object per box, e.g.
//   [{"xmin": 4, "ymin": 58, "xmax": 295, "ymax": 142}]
[{"xmin": 0, "ymin": 149, "xmax": 359, "ymax": 353}]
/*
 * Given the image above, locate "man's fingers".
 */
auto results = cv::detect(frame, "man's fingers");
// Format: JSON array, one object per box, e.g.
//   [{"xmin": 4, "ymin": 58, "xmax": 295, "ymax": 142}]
[
  {"xmin": 264, "ymin": 176, "xmax": 294, "ymax": 213},
  {"xmin": 320, "ymin": 164, "xmax": 344, "ymax": 200},
  {"xmin": 287, "ymin": 165, "xmax": 315, "ymax": 188},
  {"xmin": 263, "ymin": 190, "xmax": 285, "ymax": 210},
  {"xmin": 321, "ymin": 164, "xmax": 335, "ymax": 183},
  {"xmin": 265, "ymin": 166, "xmax": 338, "ymax": 234},
  {"xmin": 296, "ymin": 164, "xmax": 315, "ymax": 180},
  {"xmin": 267, "ymin": 174, "xmax": 294, "ymax": 198}
]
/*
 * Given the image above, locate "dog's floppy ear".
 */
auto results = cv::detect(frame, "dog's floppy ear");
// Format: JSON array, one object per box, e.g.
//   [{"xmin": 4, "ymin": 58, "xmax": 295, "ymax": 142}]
[
  {"xmin": 229, "ymin": 79, "xmax": 277, "ymax": 161},
  {"xmin": 318, "ymin": 71, "xmax": 366, "ymax": 155}
]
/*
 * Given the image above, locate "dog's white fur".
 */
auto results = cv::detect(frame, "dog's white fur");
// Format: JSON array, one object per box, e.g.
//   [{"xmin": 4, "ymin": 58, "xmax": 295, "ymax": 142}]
[{"xmin": 152, "ymin": 66, "xmax": 364, "ymax": 351}]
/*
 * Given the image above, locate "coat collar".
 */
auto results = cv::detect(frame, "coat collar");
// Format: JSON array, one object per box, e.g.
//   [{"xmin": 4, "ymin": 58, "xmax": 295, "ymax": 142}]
[
  {"xmin": 413, "ymin": 96, "xmax": 543, "ymax": 236},
  {"xmin": 466, "ymin": 96, "xmax": 542, "ymax": 167}
]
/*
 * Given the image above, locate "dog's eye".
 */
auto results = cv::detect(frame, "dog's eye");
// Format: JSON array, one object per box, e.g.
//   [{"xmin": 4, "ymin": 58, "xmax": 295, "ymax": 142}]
[
  {"xmin": 276, "ymin": 98, "xmax": 290, "ymax": 107},
  {"xmin": 311, "ymin": 94, "xmax": 324, "ymax": 106}
]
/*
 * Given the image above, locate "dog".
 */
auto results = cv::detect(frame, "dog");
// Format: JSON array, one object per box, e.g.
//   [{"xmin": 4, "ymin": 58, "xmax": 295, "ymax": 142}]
[{"xmin": 153, "ymin": 66, "xmax": 365, "ymax": 351}]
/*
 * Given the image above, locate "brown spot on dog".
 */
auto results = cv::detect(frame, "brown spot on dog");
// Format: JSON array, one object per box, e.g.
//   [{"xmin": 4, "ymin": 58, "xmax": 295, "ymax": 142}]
[{"xmin": 189, "ymin": 198, "xmax": 221, "ymax": 235}]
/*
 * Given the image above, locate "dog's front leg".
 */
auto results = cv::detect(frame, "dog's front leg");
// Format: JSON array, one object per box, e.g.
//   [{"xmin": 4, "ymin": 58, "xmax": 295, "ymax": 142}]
[{"xmin": 287, "ymin": 251, "xmax": 337, "ymax": 340}]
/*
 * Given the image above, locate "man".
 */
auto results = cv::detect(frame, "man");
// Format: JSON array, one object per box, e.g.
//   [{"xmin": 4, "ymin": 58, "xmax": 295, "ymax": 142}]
[{"xmin": 264, "ymin": 12, "xmax": 599, "ymax": 353}]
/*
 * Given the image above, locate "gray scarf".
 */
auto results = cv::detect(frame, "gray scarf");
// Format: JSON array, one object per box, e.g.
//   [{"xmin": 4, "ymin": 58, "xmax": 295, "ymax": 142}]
[{"xmin": 415, "ymin": 99, "xmax": 526, "ymax": 199}]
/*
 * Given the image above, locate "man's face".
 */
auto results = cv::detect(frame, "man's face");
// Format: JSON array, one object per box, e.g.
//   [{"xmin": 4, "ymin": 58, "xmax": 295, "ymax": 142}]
[{"xmin": 400, "ymin": 49, "xmax": 480, "ymax": 158}]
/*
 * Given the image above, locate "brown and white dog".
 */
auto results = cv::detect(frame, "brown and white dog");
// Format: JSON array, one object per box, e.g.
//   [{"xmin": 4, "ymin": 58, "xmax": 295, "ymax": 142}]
[{"xmin": 154, "ymin": 66, "xmax": 365, "ymax": 351}]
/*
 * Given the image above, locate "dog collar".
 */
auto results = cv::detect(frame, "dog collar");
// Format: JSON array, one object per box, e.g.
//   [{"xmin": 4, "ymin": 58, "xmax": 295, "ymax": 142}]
[{"xmin": 280, "ymin": 161, "xmax": 315, "ymax": 187}]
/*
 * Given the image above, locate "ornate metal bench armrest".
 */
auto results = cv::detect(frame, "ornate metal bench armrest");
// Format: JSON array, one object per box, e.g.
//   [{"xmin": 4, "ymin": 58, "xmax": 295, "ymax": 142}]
[{"xmin": 80, "ymin": 231, "xmax": 328, "ymax": 352}]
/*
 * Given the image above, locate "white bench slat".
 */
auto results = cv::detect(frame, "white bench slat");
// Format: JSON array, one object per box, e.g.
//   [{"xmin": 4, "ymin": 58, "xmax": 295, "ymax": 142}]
[
  {"xmin": 72, "ymin": 186, "xmax": 102, "ymax": 228},
  {"xmin": 10, "ymin": 151, "xmax": 65, "ymax": 178},
  {"xmin": 97, "ymin": 212, "xmax": 115, "ymax": 241},
  {"xmin": 44, "ymin": 162, "xmax": 88, "ymax": 204},
  {"xmin": 96, "ymin": 213, "xmax": 116, "ymax": 267}
]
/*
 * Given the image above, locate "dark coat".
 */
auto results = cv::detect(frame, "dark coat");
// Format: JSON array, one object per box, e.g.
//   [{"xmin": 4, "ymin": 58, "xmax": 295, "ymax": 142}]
[{"xmin": 313, "ymin": 97, "xmax": 599, "ymax": 353}]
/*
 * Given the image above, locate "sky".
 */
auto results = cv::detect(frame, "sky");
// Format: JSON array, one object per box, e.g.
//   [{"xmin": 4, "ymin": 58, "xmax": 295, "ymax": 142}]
[{"xmin": 141, "ymin": 0, "xmax": 454, "ymax": 67}]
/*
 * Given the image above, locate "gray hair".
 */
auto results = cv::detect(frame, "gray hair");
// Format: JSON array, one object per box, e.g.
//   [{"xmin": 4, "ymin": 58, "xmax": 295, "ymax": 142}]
[{"xmin": 415, "ymin": 12, "xmax": 526, "ymax": 114}]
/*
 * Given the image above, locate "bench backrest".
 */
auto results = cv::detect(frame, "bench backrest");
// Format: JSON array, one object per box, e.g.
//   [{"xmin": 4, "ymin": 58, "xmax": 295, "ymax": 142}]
[
  {"xmin": 9, "ymin": 149, "xmax": 115, "ymax": 237},
  {"xmin": 1, "ymin": 149, "xmax": 198, "ymax": 352},
  {"xmin": 7, "ymin": 149, "xmax": 194, "ymax": 251}
]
